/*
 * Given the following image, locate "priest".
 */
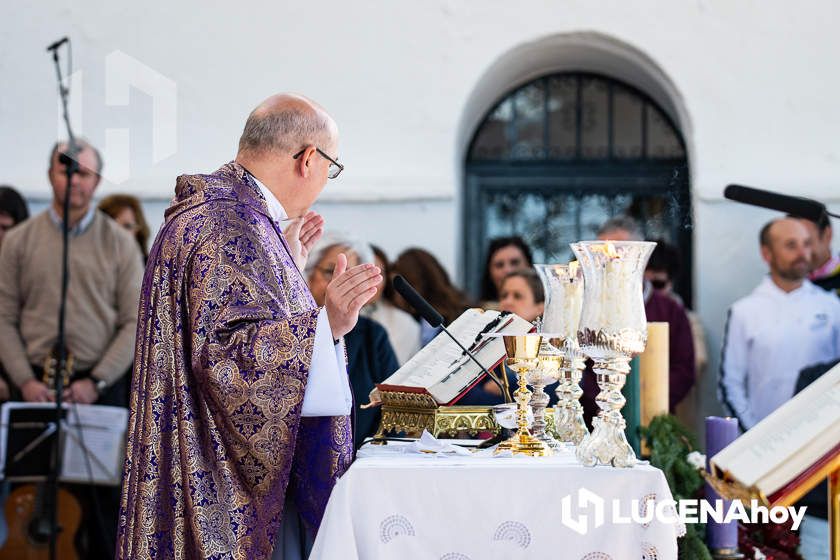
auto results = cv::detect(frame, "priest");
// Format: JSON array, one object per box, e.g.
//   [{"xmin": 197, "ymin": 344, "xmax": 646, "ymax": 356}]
[{"xmin": 116, "ymin": 94, "xmax": 381, "ymax": 559}]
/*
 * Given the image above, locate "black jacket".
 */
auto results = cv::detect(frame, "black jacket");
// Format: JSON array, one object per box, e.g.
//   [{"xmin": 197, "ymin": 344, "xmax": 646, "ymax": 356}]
[
  {"xmin": 794, "ymin": 359, "xmax": 840, "ymax": 519},
  {"xmin": 345, "ymin": 316, "xmax": 399, "ymax": 448}
]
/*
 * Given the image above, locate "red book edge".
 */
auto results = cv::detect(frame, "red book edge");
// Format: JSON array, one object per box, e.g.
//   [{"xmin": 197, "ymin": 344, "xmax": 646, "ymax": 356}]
[{"xmin": 767, "ymin": 440, "xmax": 840, "ymax": 506}]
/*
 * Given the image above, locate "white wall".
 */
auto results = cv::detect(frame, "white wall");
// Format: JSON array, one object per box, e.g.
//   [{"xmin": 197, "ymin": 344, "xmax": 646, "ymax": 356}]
[{"xmin": 4, "ymin": 1, "xmax": 840, "ymax": 427}]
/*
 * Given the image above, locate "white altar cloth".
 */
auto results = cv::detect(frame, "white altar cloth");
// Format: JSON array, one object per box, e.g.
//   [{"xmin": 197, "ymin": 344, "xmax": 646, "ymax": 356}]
[{"xmin": 310, "ymin": 441, "xmax": 682, "ymax": 560}]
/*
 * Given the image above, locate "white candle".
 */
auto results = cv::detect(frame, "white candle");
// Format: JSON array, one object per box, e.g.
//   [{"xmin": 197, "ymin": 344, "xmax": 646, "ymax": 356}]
[{"xmin": 640, "ymin": 322, "xmax": 669, "ymax": 424}]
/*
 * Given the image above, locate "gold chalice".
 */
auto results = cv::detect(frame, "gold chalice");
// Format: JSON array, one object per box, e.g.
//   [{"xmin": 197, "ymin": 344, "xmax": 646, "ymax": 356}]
[{"xmin": 492, "ymin": 334, "xmax": 551, "ymax": 457}]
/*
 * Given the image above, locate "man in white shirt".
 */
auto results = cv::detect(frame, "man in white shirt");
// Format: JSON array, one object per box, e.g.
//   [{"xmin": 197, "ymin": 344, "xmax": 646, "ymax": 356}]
[{"xmin": 719, "ymin": 217, "xmax": 840, "ymax": 431}]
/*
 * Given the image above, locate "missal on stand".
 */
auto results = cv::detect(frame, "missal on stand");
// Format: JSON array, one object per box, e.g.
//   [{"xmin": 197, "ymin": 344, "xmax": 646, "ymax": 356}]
[
  {"xmin": 710, "ymin": 362, "xmax": 840, "ymax": 506},
  {"xmin": 376, "ymin": 308, "xmax": 533, "ymax": 405}
]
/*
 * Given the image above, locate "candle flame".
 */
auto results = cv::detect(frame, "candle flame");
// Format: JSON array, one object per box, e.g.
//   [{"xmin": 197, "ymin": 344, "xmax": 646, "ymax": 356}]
[
  {"xmin": 592, "ymin": 242, "xmax": 620, "ymax": 258},
  {"xmin": 568, "ymin": 260, "xmax": 579, "ymax": 277}
]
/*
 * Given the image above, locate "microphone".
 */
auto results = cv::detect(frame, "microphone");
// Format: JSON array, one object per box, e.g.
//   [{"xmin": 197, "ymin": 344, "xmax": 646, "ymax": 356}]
[
  {"xmin": 392, "ymin": 275, "xmax": 509, "ymax": 402},
  {"xmin": 392, "ymin": 275, "xmax": 444, "ymax": 328},
  {"xmin": 724, "ymin": 184, "xmax": 828, "ymax": 223},
  {"xmin": 46, "ymin": 37, "xmax": 69, "ymax": 52},
  {"xmin": 57, "ymin": 142, "xmax": 82, "ymax": 168}
]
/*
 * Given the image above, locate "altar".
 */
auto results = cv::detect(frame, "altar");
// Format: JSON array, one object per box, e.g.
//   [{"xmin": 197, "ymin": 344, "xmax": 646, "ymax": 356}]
[
  {"xmin": 309, "ymin": 440, "xmax": 682, "ymax": 560},
  {"xmin": 309, "ymin": 245, "xmax": 683, "ymax": 559}
]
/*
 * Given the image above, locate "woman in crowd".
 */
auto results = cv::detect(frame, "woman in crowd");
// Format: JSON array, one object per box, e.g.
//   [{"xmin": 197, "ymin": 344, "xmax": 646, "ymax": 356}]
[
  {"xmin": 99, "ymin": 194, "xmax": 151, "ymax": 262},
  {"xmin": 498, "ymin": 269, "xmax": 544, "ymax": 324},
  {"xmin": 0, "ymin": 185, "xmax": 29, "ymax": 249},
  {"xmin": 479, "ymin": 236, "xmax": 534, "ymax": 306},
  {"xmin": 390, "ymin": 248, "xmax": 473, "ymax": 345},
  {"xmin": 362, "ymin": 245, "xmax": 421, "ymax": 365},
  {"xmin": 0, "ymin": 185, "xmax": 28, "ymax": 403},
  {"xmin": 305, "ymin": 232, "xmax": 400, "ymax": 448}
]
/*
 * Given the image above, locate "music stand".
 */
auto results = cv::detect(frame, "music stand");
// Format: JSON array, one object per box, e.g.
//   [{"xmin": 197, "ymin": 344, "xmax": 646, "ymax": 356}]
[
  {"xmin": 0, "ymin": 404, "xmax": 67, "ymax": 482},
  {"xmin": 0, "ymin": 402, "xmax": 127, "ymax": 486}
]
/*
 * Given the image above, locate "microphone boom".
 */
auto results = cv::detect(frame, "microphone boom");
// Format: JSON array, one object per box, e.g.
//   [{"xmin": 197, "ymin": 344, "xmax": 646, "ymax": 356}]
[
  {"xmin": 392, "ymin": 275, "xmax": 444, "ymax": 328},
  {"xmin": 724, "ymin": 184, "xmax": 827, "ymax": 222}
]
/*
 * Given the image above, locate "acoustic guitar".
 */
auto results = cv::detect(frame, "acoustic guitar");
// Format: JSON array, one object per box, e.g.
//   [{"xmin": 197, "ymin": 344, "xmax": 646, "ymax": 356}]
[{"xmin": 0, "ymin": 484, "xmax": 81, "ymax": 560}]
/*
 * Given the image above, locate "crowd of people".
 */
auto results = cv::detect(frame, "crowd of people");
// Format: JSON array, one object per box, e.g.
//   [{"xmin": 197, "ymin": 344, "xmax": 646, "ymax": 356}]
[{"xmin": 0, "ymin": 136, "xmax": 838, "ymax": 558}]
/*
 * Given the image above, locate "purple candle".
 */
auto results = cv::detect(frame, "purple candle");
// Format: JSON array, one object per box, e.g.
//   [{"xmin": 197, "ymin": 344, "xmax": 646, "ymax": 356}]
[{"xmin": 705, "ymin": 416, "xmax": 740, "ymax": 551}]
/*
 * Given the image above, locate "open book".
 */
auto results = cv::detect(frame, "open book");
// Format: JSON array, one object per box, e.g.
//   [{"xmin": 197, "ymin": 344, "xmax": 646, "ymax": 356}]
[
  {"xmin": 710, "ymin": 362, "xmax": 840, "ymax": 506},
  {"xmin": 377, "ymin": 309, "xmax": 534, "ymax": 405}
]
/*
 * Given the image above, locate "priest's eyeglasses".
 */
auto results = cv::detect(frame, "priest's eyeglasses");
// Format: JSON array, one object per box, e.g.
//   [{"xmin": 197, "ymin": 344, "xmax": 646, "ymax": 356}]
[{"xmin": 292, "ymin": 147, "xmax": 344, "ymax": 179}]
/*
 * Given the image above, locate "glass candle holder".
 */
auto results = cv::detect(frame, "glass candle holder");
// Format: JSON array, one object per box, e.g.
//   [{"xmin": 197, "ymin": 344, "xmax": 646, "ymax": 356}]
[
  {"xmin": 570, "ymin": 240, "xmax": 655, "ymax": 468},
  {"xmin": 534, "ymin": 263, "xmax": 587, "ymax": 446}
]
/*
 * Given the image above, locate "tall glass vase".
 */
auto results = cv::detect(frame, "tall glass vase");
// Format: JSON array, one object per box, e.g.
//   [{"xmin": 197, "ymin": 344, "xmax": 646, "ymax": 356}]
[
  {"xmin": 534, "ymin": 263, "xmax": 587, "ymax": 446},
  {"xmin": 570, "ymin": 240, "xmax": 655, "ymax": 468}
]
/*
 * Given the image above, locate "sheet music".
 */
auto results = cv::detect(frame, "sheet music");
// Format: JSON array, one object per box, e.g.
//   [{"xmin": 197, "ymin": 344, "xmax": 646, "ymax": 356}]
[
  {"xmin": 61, "ymin": 404, "xmax": 128, "ymax": 485},
  {"xmin": 0, "ymin": 401, "xmax": 58, "ymax": 479}
]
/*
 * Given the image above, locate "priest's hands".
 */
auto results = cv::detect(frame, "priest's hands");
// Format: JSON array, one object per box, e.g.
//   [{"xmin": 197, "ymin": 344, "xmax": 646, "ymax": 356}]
[
  {"xmin": 361, "ymin": 387, "xmax": 382, "ymax": 409},
  {"xmin": 284, "ymin": 210, "xmax": 324, "ymax": 270},
  {"xmin": 325, "ymin": 253, "xmax": 382, "ymax": 339}
]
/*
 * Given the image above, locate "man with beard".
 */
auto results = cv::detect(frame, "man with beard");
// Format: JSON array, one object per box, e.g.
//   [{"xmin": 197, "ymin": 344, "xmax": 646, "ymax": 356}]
[{"xmin": 719, "ymin": 217, "xmax": 840, "ymax": 431}]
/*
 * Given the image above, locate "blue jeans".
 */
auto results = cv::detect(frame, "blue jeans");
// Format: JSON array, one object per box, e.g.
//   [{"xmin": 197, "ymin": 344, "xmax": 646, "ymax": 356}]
[{"xmin": 799, "ymin": 514, "xmax": 829, "ymax": 560}]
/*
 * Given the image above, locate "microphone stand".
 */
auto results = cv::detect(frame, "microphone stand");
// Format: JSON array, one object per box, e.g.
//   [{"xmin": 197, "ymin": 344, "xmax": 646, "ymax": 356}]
[
  {"xmin": 437, "ymin": 324, "xmax": 510, "ymax": 403},
  {"xmin": 47, "ymin": 38, "xmax": 77, "ymax": 560},
  {"xmin": 422, "ymin": 323, "xmax": 512, "ymax": 448}
]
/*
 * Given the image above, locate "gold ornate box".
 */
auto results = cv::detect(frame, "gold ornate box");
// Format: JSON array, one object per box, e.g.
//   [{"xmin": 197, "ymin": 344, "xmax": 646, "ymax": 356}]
[{"xmin": 371, "ymin": 390, "xmax": 558, "ymax": 442}]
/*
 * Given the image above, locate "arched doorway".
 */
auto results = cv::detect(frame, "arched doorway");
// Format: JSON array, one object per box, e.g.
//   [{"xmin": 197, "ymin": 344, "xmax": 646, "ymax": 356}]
[{"xmin": 464, "ymin": 72, "xmax": 692, "ymax": 304}]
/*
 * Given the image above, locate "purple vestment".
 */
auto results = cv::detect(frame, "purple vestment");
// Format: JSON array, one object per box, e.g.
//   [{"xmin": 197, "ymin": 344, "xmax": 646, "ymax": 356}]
[{"xmin": 116, "ymin": 162, "xmax": 352, "ymax": 559}]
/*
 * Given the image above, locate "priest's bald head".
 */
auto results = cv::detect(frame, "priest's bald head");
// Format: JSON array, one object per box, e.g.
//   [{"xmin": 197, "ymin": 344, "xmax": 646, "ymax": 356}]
[{"xmin": 235, "ymin": 93, "xmax": 342, "ymax": 217}]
